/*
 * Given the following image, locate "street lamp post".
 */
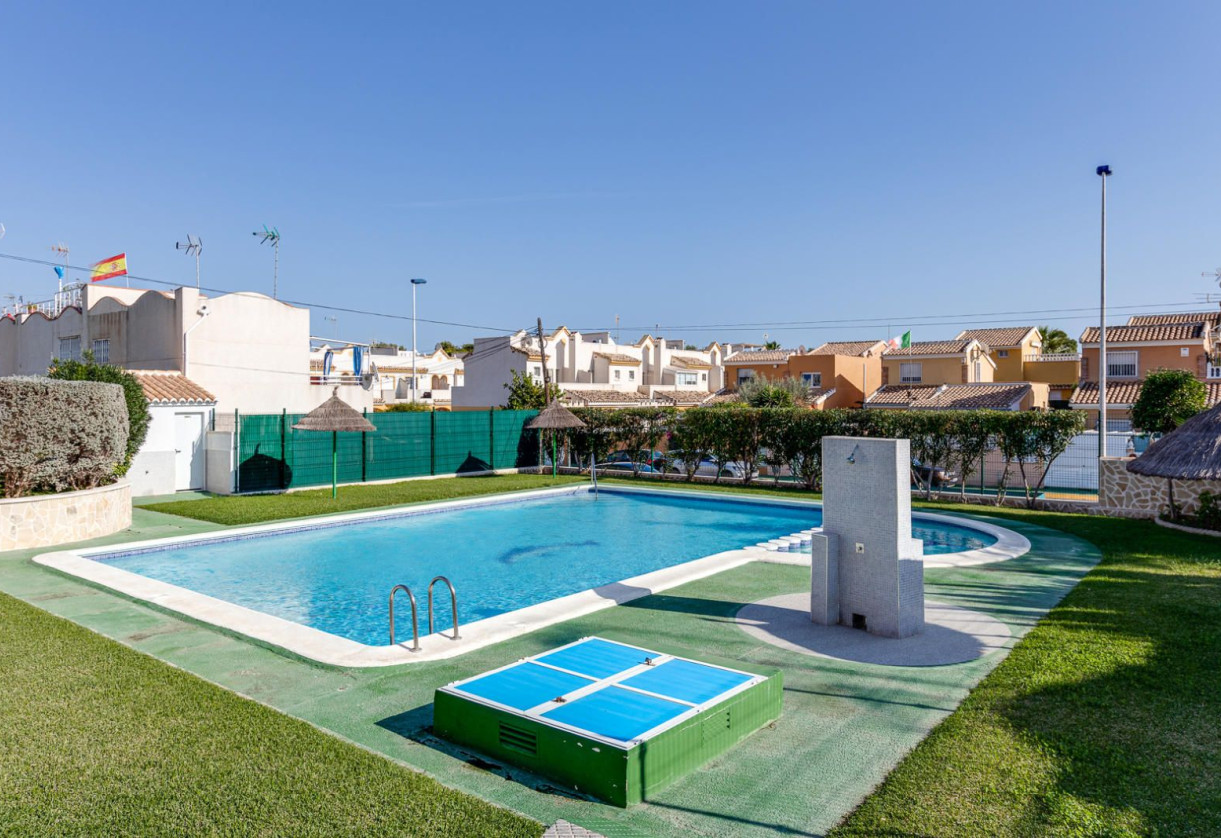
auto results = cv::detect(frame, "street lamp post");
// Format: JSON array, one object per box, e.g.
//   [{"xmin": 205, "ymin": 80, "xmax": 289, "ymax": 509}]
[
  {"xmin": 411, "ymin": 278, "xmax": 427, "ymax": 403},
  {"xmin": 1096, "ymin": 164, "xmax": 1112, "ymax": 487}
]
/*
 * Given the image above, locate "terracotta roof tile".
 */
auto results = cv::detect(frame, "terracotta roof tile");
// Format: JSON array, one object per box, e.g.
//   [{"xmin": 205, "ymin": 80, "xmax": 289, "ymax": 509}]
[
  {"xmin": 955, "ymin": 327, "xmax": 1037, "ymax": 347},
  {"xmin": 1070, "ymin": 380, "xmax": 1221, "ymax": 407},
  {"xmin": 808, "ymin": 341, "xmax": 887, "ymax": 356},
  {"xmin": 592, "ymin": 352, "xmax": 641, "ymax": 364},
  {"xmin": 668, "ymin": 355, "xmax": 711, "ymax": 369},
  {"xmin": 1127, "ymin": 311, "xmax": 1221, "ymax": 326},
  {"xmin": 883, "ymin": 340, "xmax": 979, "ymax": 356},
  {"xmin": 703, "ymin": 389, "xmax": 743, "ymax": 405},
  {"xmin": 723, "ymin": 349, "xmax": 793, "ymax": 364},
  {"xmin": 129, "ymin": 370, "xmax": 217, "ymax": 405},
  {"xmin": 559, "ymin": 389, "xmax": 653, "ymax": 405},
  {"xmin": 1080, "ymin": 323, "xmax": 1206, "ymax": 343},
  {"xmin": 656, "ymin": 390, "xmax": 714, "ymax": 405},
  {"xmin": 868, "ymin": 383, "xmax": 1030, "ymax": 410}
]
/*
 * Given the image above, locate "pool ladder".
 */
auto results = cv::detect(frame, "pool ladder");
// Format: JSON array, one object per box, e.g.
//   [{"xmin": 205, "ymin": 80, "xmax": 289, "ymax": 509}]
[{"xmin": 389, "ymin": 576, "xmax": 460, "ymax": 651}]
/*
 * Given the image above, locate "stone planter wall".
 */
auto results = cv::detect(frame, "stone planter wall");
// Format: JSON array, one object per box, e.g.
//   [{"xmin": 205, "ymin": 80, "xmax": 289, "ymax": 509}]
[
  {"xmin": 1098, "ymin": 457, "xmax": 1221, "ymax": 518},
  {"xmin": 0, "ymin": 481, "xmax": 132, "ymax": 552}
]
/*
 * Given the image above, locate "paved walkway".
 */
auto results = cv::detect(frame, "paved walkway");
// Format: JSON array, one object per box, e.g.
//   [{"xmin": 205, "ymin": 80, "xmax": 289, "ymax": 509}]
[{"xmin": 0, "ymin": 503, "xmax": 1100, "ymax": 837}]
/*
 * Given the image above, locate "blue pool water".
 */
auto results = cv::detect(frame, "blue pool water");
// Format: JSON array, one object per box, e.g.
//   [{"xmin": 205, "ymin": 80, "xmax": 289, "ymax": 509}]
[{"xmin": 97, "ymin": 488, "xmax": 994, "ymax": 646}]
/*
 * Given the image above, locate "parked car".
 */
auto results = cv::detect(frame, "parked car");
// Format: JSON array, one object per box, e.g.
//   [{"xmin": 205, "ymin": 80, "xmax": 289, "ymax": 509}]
[
  {"xmin": 605, "ymin": 449, "xmax": 668, "ymax": 470},
  {"xmin": 911, "ymin": 459, "xmax": 959, "ymax": 487},
  {"xmin": 663, "ymin": 450, "xmax": 756, "ymax": 480},
  {"xmin": 593, "ymin": 461, "xmax": 657, "ymax": 474}
]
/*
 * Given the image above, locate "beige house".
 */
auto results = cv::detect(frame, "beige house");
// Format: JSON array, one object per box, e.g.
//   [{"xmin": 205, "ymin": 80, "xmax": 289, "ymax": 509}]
[
  {"xmin": 957, "ymin": 326, "xmax": 1080, "ymax": 402},
  {"xmin": 881, "ymin": 339, "xmax": 996, "ymax": 387}
]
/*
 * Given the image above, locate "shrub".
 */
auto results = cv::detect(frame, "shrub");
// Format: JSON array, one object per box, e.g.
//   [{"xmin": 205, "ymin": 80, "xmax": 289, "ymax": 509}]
[
  {"xmin": 48, "ymin": 354, "xmax": 150, "ymax": 476},
  {"xmin": 738, "ymin": 376, "xmax": 812, "ymax": 408},
  {"xmin": 1130, "ymin": 369, "xmax": 1207, "ymax": 434},
  {"xmin": 0, "ymin": 377, "xmax": 129, "ymax": 497}
]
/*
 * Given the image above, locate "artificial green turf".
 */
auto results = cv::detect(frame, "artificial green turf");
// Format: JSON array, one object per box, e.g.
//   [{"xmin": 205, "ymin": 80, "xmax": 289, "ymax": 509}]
[
  {"xmin": 0, "ymin": 591, "xmax": 542, "ymax": 838},
  {"xmin": 143, "ymin": 473, "xmax": 585, "ymax": 525},
  {"xmin": 831, "ymin": 505, "xmax": 1221, "ymax": 838}
]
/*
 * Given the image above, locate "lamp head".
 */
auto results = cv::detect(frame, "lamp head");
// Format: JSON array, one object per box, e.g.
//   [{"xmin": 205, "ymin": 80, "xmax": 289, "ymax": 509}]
[
  {"xmin": 410, "ymin": 278, "xmax": 427, "ymax": 286},
  {"xmin": 1096, "ymin": 165, "xmax": 1112, "ymax": 177}
]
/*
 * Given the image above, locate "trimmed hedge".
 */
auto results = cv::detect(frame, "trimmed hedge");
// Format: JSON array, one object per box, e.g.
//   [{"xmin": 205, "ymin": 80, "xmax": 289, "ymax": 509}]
[
  {"xmin": 48, "ymin": 355, "xmax": 151, "ymax": 476},
  {"xmin": 0, "ymin": 377, "xmax": 129, "ymax": 498},
  {"xmin": 566, "ymin": 406, "xmax": 1085, "ymax": 506}
]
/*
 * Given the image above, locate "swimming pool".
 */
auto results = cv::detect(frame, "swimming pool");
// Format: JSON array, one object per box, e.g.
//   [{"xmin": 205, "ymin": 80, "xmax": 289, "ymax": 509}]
[{"xmin": 37, "ymin": 485, "xmax": 1021, "ymax": 666}]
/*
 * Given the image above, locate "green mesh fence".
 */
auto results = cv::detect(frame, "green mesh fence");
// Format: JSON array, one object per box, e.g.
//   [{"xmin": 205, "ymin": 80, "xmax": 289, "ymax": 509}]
[{"xmin": 236, "ymin": 409, "xmax": 539, "ymax": 492}]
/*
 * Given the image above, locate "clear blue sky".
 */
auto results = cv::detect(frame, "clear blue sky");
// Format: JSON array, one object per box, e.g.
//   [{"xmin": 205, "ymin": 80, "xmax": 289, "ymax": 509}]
[{"xmin": 3, "ymin": 2, "xmax": 1220, "ymax": 351}]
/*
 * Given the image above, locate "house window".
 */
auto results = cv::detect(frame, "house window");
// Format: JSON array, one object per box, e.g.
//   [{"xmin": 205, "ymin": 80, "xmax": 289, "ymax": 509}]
[
  {"xmin": 614, "ymin": 369, "xmax": 621, "ymax": 381},
  {"xmin": 1107, "ymin": 351, "xmax": 1138, "ymax": 378},
  {"xmin": 532, "ymin": 365, "xmax": 542, "ymax": 380},
  {"xmin": 628, "ymin": 370, "xmax": 635, "ymax": 381},
  {"xmin": 1208, "ymin": 364, "xmax": 1221, "ymax": 380},
  {"xmin": 899, "ymin": 362, "xmax": 922, "ymax": 384},
  {"xmin": 676, "ymin": 372, "xmax": 697, "ymax": 386},
  {"xmin": 57, "ymin": 336, "xmax": 81, "ymax": 362},
  {"xmin": 700, "ymin": 372, "xmax": 706, "ymax": 381},
  {"xmin": 737, "ymin": 369, "xmax": 755, "ymax": 384},
  {"xmin": 91, "ymin": 339, "xmax": 110, "ymax": 364},
  {"xmin": 1181, "ymin": 347, "xmax": 1190, "ymax": 357},
  {"xmin": 997, "ymin": 349, "xmax": 1009, "ymax": 358},
  {"xmin": 801, "ymin": 372, "xmax": 822, "ymax": 388}
]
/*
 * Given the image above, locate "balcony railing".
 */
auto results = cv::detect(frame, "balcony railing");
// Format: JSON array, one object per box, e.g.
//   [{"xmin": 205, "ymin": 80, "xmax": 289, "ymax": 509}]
[{"xmin": 1023, "ymin": 353, "xmax": 1081, "ymax": 363}]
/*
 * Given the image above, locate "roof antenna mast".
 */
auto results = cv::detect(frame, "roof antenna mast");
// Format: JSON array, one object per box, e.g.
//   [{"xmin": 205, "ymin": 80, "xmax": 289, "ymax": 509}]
[
  {"xmin": 176, "ymin": 234, "xmax": 203, "ymax": 288},
  {"xmin": 253, "ymin": 225, "xmax": 281, "ymax": 299}
]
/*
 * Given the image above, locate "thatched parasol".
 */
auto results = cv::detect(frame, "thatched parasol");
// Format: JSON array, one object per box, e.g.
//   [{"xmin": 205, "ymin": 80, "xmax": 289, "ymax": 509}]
[
  {"xmin": 525, "ymin": 401, "xmax": 585, "ymax": 476},
  {"xmin": 1127, "ymin": 402, "xmax": 1221, "ymax": 514},
  {"xmin": 293, "ymin": 387, "xmax": 376, "ymax": 498}
]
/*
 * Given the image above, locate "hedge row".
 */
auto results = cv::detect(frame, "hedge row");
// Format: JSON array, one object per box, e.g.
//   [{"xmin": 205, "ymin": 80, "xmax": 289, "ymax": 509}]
[
  {"xmin": 564, "ymin": 406, "xmax": 1085, "ymax": 505},
  {"xmin": 0, "ymin": 377, "xmax": 130, "ymax": 498}
]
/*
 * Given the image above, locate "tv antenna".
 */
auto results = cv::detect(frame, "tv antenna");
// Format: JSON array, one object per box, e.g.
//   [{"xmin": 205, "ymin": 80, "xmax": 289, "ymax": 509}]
[
  {"xmin": 252, "ymin": 225, "xmax": 281, "ymax": 299},
  {"xmin": 50, "ymin": 243, "xmax": 69, "ymax": 291},
  {"xmin": 176, "ymin": 234, "xmax": 203, "ymax": 288},
  {"xmin": 1203, "ymin": 267, "xmax": 1221, "ymax": 288}
]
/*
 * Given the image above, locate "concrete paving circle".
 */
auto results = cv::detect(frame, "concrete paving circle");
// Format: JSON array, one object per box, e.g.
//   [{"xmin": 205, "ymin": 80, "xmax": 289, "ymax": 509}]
[{"xmin": 736, "ymin": 593, "xmax": 1012, "ymax": 667}]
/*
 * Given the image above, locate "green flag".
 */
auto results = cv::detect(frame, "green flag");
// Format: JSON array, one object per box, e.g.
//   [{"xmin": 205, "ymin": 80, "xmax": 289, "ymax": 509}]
[{"xmin": 901, "ymin": 330, "xmax": 911, "ymax": 349}]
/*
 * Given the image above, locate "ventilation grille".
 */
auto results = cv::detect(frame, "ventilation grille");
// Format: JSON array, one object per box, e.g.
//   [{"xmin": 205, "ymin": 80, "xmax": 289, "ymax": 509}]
[{"xmin": 499, "ymin": 723, "xmax": 538, "ymax": 756}]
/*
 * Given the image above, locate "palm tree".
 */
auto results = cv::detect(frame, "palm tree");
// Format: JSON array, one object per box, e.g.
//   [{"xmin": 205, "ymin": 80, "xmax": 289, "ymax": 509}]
[
  {"xmin": 1038, "ymin": 325, "xmax": 1077, "ymax": 355},
  {"xmin": 763, "ymin": 340, "xmax": 781, "ymax": 350}
]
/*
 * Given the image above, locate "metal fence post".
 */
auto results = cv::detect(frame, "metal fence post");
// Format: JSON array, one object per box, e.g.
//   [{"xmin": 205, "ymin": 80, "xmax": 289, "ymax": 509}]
[
  {"xmin": 362, "ymin": 407, "xmax": 368, "ymax": 483},
  {"xmin": 430, "ymin": 409, "xmax": 437, "ymax": 475},
  {"xmin": 280, "ymin": 408, "xmax": 288, "ymax": 489},
  {"xmin": 234, "ymin": 409, "xmax": 241, "ymax": 494}
]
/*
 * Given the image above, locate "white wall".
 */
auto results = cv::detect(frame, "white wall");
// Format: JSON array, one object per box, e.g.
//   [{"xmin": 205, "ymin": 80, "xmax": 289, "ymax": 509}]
[{"xmin": 126, "ymin": 403, "xmax": 212, "ymax": 497}]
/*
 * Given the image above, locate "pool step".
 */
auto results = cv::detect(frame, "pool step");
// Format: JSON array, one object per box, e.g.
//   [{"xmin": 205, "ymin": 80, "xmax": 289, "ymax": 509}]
[{"xmin": 756, "ymin": 528, "xmax": 820, "ymax": 553}]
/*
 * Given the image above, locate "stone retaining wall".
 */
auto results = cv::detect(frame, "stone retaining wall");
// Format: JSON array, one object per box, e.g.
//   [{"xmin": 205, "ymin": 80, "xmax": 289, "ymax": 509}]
[
  {"xmin": 0, "ymin": 481, "xmax": 132, "ymax": 551},
  {"xmin": 1098, "ymin": 457, "xmax": 1221, "ymax": 518}
]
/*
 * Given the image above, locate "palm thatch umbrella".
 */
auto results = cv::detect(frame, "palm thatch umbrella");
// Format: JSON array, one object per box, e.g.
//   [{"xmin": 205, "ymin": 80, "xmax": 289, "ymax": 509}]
[
  {"xmin": 1126, "ymin": 402, "xmax": 1221, "ymax": 515},
  {"xmin": 525, "ymin": 400, "xmax": 585, "ymax": 476},
  {"xmin": 292, "ymin": 387, "xmax": 376, "ymax": 498}
]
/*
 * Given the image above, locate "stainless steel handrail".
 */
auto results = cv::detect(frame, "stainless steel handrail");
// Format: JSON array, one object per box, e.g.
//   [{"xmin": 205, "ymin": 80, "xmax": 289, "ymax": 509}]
[
  {"xmin": 389, "ymin": 584, "xmax": 420, "ymax": 650},
  {"xmin": 591, "ymin": 453, "xmax": 598, "ymax": 497},
  {"xmin": 427, "ymin": 575, "xmax": 460, "ymax": 640}
]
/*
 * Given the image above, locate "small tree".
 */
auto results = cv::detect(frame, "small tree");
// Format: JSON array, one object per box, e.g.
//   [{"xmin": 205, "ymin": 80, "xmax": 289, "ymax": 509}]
[
  {"xmin": 503, "ymin": 370, "xmax": 561, "ymax": 410},
  {"xmin": 1038, "ymin": 325, "xmax": 1078, "ymax": 355},
  {"xmin": 1130, "ymin": 369, "xmax": 1207, "ymax": 434},
  {"xmin": 48, "ymin": 352, "xmax": 150, "ymax": 476}
]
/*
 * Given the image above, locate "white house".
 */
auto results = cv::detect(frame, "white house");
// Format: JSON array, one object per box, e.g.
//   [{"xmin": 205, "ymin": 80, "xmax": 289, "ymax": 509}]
[
  {"xmin": 452, "ymin": 327, "xmax": 725, "ymax": 409},
  {"xmin": 0, "ymin": 284, "xmax": 373, "ymax": 415},
  {"xmin": 308, "ymin": 344, "xmax": 465, "ymax": 407}
]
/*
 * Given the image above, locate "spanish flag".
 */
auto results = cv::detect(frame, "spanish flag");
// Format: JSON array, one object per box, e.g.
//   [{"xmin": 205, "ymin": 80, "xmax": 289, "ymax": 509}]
[{"xmin": 91, "ymin": 253, "xmax": 128, "ymax": 283}]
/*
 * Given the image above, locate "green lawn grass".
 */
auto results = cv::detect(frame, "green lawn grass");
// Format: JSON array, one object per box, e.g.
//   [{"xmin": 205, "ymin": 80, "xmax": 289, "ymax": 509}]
[
  {"xmin": 48, "ymin": 475, "xmax": 1221, "ymax": 834},
  {"xmin": 831, "ymin": 505, "xmax": 1221, "ymax": 837},
  {"xmin": 143, "ymin": 473, "xmax": 585, "ymax": 525},
  {"xmin": 0, "ymin": 590, "xmax": 542, "ymax": 837}
]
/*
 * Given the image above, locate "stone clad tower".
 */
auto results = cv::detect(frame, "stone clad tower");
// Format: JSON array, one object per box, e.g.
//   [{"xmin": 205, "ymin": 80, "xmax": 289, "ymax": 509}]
[{"xmin": 810, "ymin": 436, "xmax": 924, "ymax": 638}]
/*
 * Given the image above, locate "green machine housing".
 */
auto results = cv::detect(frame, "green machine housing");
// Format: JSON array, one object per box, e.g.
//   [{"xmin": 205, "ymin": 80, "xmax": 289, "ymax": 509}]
[{"xmin": 433, "ymin": 637, "xmax": 783, "ymax": 807}]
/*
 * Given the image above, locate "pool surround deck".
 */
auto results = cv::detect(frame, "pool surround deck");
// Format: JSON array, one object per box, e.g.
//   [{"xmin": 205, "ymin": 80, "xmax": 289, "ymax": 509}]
[
  {"xmin": 32, "ymin": 484, "xmax": 1029, "ymax": 667},
  {"xmin": 0, "ymin": 481, "xmax": 1101, "ymax": 838}
]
